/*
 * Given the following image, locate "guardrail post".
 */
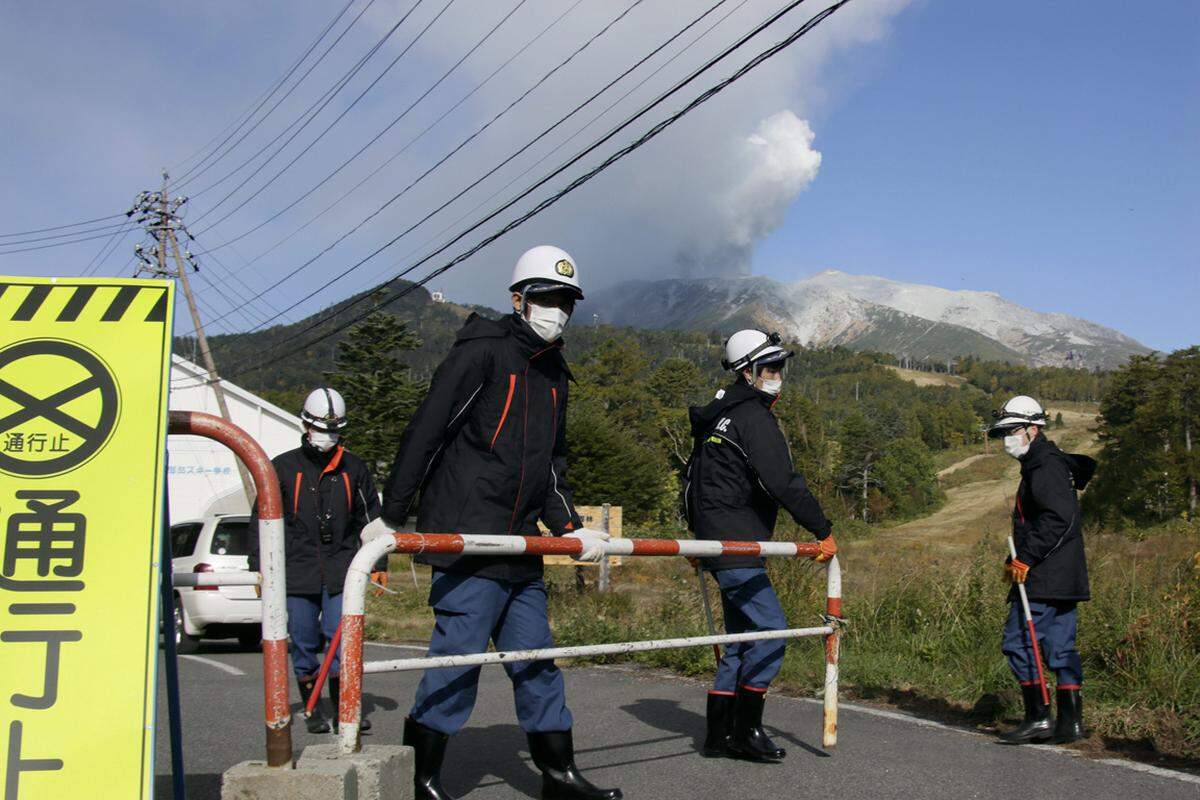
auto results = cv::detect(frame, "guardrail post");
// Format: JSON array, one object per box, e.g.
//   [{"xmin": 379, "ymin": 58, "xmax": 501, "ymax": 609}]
[
  {"xmin": 168, "ymin": 410, "xmax": 293, "ymax": 768},
  {"xmin": 598, "ymin": 503, "xmax": 611, "ymax": 593},
  {"xmin": 823, "ymin": 555, "xmax": 842, "ymax": 749},
  {"xmin": 339, "ymin": 534, "xmax": 395, "ymax": 755}
]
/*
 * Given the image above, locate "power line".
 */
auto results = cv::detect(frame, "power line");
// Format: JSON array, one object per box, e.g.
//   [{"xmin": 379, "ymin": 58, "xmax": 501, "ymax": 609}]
[
  {"xmin": 199, "ymin": 0, "xmax": 715, "ymax": 330},
  {"xmin": 350, "ymin": 0, "xmax": 752, "ymax": 298},
  {"xmin": 0, "ymin": 227, "xmax": 139, "ymax": 256},
  {"xmin": 0, "ymin": 5, "xmax": 361, "ymax": 265},
  {"xmin": 0, "ymin": 220, "xmax": 130, "ymax": 247},
  {"xmin": 177, "ymin": 0, "xmax": 423, "ymax": 203},
  {"xmin": 191, "ymin": 0, "xmax": 587, "ymax": 272},
  {"xmin": 217, "ymin": 0, "xmax": 849, "ymax": 381},
  {"xmin": 170, "ymin": 0, "xmax": 362, "ymax": 187},
  {"xmin": 81, "ymin": 218, "xmax": 138, "ymax": 277},
  {"xmin": 187, "ymin": 0, "xmax": 445, "ymax": 224},
  {"xmin": 0, "ymin": 213, "xmax": 124, "ymax": 238},
  {"xmin": 195, "ymin": 0, "xmax": 565, "ymax": 256},
  {"xmin": 194, "ymin": 0, "xmax": 525, "ymax": 236}
]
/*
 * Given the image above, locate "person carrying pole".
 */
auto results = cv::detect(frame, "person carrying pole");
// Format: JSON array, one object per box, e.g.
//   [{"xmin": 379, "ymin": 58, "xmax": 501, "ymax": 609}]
[
  {"xmin": 682, "ymin": 330, "xmax": 837, "ymax": 762},
  {"xmin": 989, "ymin": 395, "xmax": 1096, "ymax": 744},
  {"xmin": 361, "ymin": 246, "xmax": 619, "ymax": 800},
  {"xmin": 249, "ymin": 388, "xmax": 385, "ymax": 734}
]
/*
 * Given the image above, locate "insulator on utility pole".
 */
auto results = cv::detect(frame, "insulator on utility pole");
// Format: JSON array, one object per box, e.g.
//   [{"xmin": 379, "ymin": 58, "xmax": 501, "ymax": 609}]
[{"xmin": 131, "ymin": 174, "xmax": 256, "ymax": 508}]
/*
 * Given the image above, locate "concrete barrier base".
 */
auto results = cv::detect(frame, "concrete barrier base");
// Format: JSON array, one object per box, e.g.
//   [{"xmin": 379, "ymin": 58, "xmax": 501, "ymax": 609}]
[
  {"xmin": 221, "ymin": 758, "xmax": 357, "ymax": 799},
  {"xmin": 299, "ymin": 744, "xmax": 413, "ymax": 800}
]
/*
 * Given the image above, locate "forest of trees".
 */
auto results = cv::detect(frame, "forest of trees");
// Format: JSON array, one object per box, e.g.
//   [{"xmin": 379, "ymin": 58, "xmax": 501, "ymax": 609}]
[
  {"xmin": 319, "ymin": 315, "xmax": 994, "ymax": 528},
  {"xmin": 1084, "ymin": 346, "xmax": 1199, "ymax": 527},
  {"xmin": 244, "ymin": 305, "xmax": 1194, "ymax": 536},
  {"xmin": 954, "ymin": 357, "xmax": 1109, "ymax": 402}
]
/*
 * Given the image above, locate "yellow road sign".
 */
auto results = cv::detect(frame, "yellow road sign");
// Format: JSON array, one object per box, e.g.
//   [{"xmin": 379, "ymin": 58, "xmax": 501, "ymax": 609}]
[{"xmin": 0, "ymin": 277, "xmax": 174, "ymax": 800}]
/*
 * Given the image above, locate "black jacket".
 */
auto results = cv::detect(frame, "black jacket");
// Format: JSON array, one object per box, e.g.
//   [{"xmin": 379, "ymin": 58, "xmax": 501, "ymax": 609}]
[
  {"xmin": 250, "ymin": 439, "xmax": 382, "ymax": 596},
  {"xmin": 381, "ymin": 312, "xmax": 583, "ymax": 582},
  {"xmin": 1009, "ymin": 434, "xmax": 1096, "ymax": 603},
  {"xmin": 684, "ymin": 381, "xmax": 832, "ymax": 570}
]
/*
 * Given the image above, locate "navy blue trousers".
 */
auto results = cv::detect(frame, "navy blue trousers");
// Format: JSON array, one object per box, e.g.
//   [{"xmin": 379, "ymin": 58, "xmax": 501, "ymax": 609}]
[
  {"xmin": 711, "ymin": 567, "xmax": 788, "ymax": 694},
  {"xmin": 287, "ymin": 588, "xmax": 343, "ymax": 679},
  {"xmin": 409, "ymin": 570, "xmax": 573, "ymax": 736},
  {"xmin": 1001, "ymin": 600, "xmax": 1083, "ymax": 687}
]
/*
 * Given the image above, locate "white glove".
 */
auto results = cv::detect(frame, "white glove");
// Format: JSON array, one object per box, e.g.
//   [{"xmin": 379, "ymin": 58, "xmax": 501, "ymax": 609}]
[
  {"xmin": 564, "ymin": 527, "xmax": 609, "ymax": 563},
  {"xmin": 360, "ymin": 517, "xmax": 397, "ymax": 546}
]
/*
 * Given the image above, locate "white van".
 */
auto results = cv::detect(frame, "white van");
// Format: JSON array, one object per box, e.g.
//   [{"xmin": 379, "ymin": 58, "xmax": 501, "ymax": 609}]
[{"xmin": 169, "ymin": 513, "xmax": 262, "ymax": 653}]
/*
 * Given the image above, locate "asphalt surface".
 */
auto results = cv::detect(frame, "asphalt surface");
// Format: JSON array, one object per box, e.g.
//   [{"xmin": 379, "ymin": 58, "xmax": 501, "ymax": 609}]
[{"xmin": 155, "ymin": 640, "xmax": 1198, "ymax": 800}]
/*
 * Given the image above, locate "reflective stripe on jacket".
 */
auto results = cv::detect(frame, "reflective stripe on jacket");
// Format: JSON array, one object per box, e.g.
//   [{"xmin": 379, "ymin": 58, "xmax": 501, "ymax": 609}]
[
  {"xmin": 382, "ymin": 312, "xmax": 582, "ymax": 582},
  {"xmin": 684, "ymin": 381, "xmax": 831, "ymax": 570}
]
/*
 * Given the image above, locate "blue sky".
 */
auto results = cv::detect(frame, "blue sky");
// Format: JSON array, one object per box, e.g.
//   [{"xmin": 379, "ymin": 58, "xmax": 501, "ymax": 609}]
[
  {"xmin": 0, "ymin": 1, "xmax": 1195, "ymax": 352},
  {"xmin": 754, "ymin": 0, "xmax": 1199, "ymax": 351}
]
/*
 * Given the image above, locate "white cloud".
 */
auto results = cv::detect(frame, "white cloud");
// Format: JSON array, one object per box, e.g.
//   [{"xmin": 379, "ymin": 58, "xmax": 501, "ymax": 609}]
[{"xmin": 0, "ymin": 0, "xmax": 912, "ymax": 327}]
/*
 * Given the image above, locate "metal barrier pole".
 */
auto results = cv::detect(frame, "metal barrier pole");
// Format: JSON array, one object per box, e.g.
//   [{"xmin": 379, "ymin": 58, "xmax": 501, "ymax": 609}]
[
  {"xmin": 823, "ymin": 555, "xmax": 842, "ymax": 749},
  {"xmin": 168, "ymin": 411, "xmax": 292, "ymax": 768},
  {"xmin": 339, "ymin": 533, "xmax": 827, "ymax": 754},
  {"xmin": 158, "ymin": 489, "xmax": 187, "ymax": 800}
]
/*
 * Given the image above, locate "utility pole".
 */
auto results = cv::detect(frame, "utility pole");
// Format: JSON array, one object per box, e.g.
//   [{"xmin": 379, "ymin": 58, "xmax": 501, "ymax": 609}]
[{"xmin": 134, "ymin": 171, "xmax": 256, "ymax": 507}]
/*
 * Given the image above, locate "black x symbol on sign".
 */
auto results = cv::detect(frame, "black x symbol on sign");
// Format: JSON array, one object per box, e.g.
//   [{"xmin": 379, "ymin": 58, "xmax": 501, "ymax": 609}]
[{"xmin": 0, "ymin": 340, "xmax": 118, "ymax": 477}]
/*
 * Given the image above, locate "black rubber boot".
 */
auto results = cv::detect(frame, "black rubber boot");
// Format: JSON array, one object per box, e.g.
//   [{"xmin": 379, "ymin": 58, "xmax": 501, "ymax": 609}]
[
  {"xmin": 327, "ymin": 676, "xmax": 371, "ymax": 733},
  {"xmin": 527, "ymin": 730, "xmax": 623, "ymax": 800},
  {"xmin": 701, "ymin": 693, "xmax": 734, "ymax": 757},
  {"xmin": 404, "ymin": 717, "xmax": 456, "ymax": 800},
  {"xmin": 296, "ymin": 677, "xmax": 331, "ymax": 734},
  {"xmin": 727, "ymin": 687, "xmax": 786, "ymax": 762},
  {"xmin": 1054, "ymin": 688, "xmax": 1086, "ymax": 743},
  {"xmin": 1000, "ymin": 684, "xmax": 1054, "ymax": 744}
]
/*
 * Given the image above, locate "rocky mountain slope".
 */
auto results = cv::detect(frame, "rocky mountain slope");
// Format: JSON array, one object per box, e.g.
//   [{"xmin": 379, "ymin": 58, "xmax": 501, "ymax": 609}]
[{"xmin": 586, "ymin": 271, "xmax": 1150, "ymax": 368}]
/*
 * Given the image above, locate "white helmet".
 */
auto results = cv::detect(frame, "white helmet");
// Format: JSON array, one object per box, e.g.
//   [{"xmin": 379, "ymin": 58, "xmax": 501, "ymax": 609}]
[
  {"xmin": 509, "ymin": 245, "xmax": 584, "ymax": 300},
  {"xmin": 301, "ymin": 388, "xmax": 347, "ymax": 431},
  {"xmin": 723, "ymin": 329, "xmax": 792, "ymax": 372},
  {"xmin": 988, "ymin": 395, "xmax": 1048, "ymax": 438}
]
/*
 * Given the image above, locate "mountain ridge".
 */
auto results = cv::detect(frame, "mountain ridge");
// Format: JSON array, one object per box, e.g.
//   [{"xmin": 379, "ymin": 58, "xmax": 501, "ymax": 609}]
[{"xmin": 586, "ymin": 271, "xmax": 1149, "ymax": 368}]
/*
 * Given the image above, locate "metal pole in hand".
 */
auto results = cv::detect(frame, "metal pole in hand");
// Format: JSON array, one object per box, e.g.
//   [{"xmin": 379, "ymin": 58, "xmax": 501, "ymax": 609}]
[
  {"xmin": 695, "ymin": 565, "xmax": 722, "ymax": 666},
  {"xmin": 1008, "ymin": 536, "xmax": 1050, "ymax": 705}
]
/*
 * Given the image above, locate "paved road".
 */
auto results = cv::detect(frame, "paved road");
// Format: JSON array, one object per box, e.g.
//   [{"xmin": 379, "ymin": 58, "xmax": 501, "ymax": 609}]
[{"xmin": 155, "ymin": 641, "xmax": 1198, "ymax": 800}]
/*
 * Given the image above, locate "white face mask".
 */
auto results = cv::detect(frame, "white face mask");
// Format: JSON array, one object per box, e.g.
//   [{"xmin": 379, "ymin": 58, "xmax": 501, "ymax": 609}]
[
  {"xmin": 308, "ymin": 430, "xmax": 340, "ymax": 452},
  {"xmin": 1003, "ymin": 434, "xmax": 1029, "ymax": 459},
  {"xmin": 759, "ymin": 377, "xmax": 783, "ymax": 396},
  {"xmin": 525, "ymin": 302, "xmax": 570, "ymax": 342}
]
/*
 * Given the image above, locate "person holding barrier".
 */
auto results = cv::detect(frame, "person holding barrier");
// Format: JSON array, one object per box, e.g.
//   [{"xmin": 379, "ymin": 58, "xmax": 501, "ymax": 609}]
[
  {"xmin": 682, "ymin": 329, "xmax": 837, "ymax": 762},
  {"xmin": 362, "ymin": 246, "xmax": 620, "ymax": 800}
]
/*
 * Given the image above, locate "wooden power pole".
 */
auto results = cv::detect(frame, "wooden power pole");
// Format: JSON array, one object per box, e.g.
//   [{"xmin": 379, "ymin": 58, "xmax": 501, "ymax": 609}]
[{"xmin": 154, "ymin": 174, "xmax": 257, "ymax": 507}]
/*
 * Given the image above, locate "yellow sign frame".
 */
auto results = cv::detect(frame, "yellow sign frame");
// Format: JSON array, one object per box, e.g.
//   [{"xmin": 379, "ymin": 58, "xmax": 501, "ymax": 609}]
[{"xmin": 0, "ymin": 277, "xmax": 175, "ymax": 800}]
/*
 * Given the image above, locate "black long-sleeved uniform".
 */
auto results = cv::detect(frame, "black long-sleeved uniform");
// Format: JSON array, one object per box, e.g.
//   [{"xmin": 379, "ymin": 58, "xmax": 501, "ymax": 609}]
[
  {"xmin": 1009, "ymin": 434, "xmax": 1096, "ymax": 602},
  {"xmin": 684, "ymin": 381, "xmax": 832, "ymax": 570},
  {"xmin": 249, "ymin": 438, "xmax": 382, "ymax": 595},
  {"xmin": 381, "ymin": 312, "xmax": 583, "ymax": 582}
]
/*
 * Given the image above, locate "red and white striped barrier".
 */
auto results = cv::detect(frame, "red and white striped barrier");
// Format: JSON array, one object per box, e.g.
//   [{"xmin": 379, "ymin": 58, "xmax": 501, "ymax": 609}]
[
  {"xmin": 168, "ymin": 411, "xmax": 293, "ymax": 768},
  {"xmin": 172, "ymin": 572, "xmax": 261, "ymax": 587},
  {"xmin": 338, "ymin": 533, "xmax": 842, "ymax": 755}
]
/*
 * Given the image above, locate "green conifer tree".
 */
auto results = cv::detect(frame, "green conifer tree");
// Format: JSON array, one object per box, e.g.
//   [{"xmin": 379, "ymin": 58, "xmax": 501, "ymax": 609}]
[{"xmin": 326, "ymin": 312, "xmax": 427, "ymax": 483}]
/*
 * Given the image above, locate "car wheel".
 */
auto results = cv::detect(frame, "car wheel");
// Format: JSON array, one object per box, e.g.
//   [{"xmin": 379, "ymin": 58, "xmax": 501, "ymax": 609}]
[
  {"xmin": 174, "ymin": 600, "xmax": 202, "ymax": 655},
  {"xmin": 237, "ymin": 630, "xmax": 262, "ymax": 651}
]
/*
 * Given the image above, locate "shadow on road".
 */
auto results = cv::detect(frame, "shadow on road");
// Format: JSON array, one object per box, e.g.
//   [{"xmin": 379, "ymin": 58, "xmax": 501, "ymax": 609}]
[
  {"xmin": 154, "ymin": 772, "xmax": 220, "ymax": 800},
  {"xmin": 442, "ymin": 724, "xmax": 542, "ymax": 798},
  {"xmin": 621, "ymin": 697, "xmax": 829, "ymax": 760},
  {"xmin": 289, "ymin": 689, "xmax": 402, "ymax": 721}
]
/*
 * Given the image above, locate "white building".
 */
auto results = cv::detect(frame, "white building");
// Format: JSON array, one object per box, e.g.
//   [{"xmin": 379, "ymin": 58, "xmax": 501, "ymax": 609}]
[{"xmin": 167, "ymin": 355, "xmax": 302, "ymax": 522}]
